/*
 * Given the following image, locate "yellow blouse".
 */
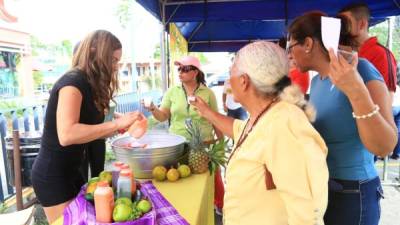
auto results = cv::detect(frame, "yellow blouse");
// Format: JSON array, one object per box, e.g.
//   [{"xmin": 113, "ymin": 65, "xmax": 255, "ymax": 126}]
[{"xmin": 224, "ymin": 101, "xmax": 329, "ymax": 225}]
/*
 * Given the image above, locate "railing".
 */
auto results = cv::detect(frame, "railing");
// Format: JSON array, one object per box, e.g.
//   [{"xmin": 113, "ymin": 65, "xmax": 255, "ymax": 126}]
[
  {"xmin": 0, "ymin": 87, "xmax": 19, "ymax": 98},
  {"xmin": 0, "ymin": 90, "xmax": 162, "ymax": 201}
]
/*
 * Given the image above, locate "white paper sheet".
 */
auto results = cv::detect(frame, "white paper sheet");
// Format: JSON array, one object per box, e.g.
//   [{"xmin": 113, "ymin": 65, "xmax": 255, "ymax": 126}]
[{"xmin": 321, "ymin": 16, "xmax": 341, "ymax": 56}]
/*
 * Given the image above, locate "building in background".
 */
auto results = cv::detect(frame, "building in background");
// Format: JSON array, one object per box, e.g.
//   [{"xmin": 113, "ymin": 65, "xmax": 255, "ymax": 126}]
[{"xmin": 0, "ymin": 0, "xmax": 33, "ymax": 98}]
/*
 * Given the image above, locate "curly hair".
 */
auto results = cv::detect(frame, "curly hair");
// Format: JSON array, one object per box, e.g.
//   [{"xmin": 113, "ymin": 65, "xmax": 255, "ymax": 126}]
[{"xmin": 72, "ymin": 30, "xmax": 122, "ymax": 114}]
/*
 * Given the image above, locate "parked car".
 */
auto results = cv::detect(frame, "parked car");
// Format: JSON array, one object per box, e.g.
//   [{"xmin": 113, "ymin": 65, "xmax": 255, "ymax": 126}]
[{"xmin": 206, "ymin": 72, "xmax": 229, "ymax": 88}]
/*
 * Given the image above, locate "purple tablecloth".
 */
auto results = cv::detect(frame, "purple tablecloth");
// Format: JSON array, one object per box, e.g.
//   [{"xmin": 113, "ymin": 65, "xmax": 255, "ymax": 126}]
[{"xmin": 63, "ymin": 181, "xmax": 189, "ymax": 225}]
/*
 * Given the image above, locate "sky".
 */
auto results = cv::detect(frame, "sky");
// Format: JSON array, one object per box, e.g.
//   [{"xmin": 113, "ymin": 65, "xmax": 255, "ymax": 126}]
[
  {"xmin": 2, "ymin": 0, "xmax": 232, "ymax": 71},
  {"xmin": 4, "ymin": 0, "xmax": 162, "ymax": 61}
]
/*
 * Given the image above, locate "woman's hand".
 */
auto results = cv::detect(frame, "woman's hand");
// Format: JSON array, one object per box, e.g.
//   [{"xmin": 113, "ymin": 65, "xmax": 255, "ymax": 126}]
[
  {"xmin": 189, "ymin": 96, "xmax": 212, "ymax": 118},
  {"xmin": 328, "ymin": 48, "xmax": 365, "ymax": 99},
  {"xmin": 113, "ymin": 111, "xmax": 143, "ymax": 130},
  {"xmin": 141, "ymin": 99, "xmax": 156, "ymax": 112}
]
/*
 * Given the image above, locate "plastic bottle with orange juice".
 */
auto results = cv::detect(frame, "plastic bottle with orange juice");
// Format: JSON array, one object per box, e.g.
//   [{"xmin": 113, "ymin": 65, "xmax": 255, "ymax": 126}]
[{"xmin": 94, "ymin": 181, "xmax": 114, "ymax": 223}]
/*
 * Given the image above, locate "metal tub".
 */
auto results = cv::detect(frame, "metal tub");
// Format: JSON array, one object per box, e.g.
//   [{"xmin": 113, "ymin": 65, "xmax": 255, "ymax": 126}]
[{"xmin": 111, "ymin": 132, "xmax": 186, "ymax": 178}]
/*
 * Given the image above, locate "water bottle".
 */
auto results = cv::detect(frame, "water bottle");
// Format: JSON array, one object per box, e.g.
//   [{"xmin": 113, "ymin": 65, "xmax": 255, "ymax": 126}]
[
  {"xmin": 117, "ymin": 169, "xmax": 132, "ymax": 199},
  {"xmin": 112, "ymin": 161, "xmax": 123, "ymax": 189}
]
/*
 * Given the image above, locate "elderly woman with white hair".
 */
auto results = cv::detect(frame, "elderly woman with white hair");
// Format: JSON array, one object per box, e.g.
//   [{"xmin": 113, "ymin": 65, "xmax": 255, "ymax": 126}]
[{"xmin": 190, "ymin": 41, "xmax": 329, "ymax": 225}]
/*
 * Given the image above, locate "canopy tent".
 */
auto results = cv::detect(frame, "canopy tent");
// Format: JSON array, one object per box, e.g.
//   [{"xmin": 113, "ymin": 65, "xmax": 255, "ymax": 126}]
[
  {"xmin": 137, "ymin": 0, "xmax": 400, "ymax": 22},
  {"xmin": 174, "ymin": 20, "xmax": 286, "ymax": 52},
  {"xmin": 137, "ymin": 0, "xmax": 400, "ymax": 52},
  {"xmin": 135, "ymin": 0, "xmax": 400, "ymax": 90}
]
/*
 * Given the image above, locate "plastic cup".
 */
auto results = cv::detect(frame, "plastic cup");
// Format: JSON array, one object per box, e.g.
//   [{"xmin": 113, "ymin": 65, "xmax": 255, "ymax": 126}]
[
  {"xmin": 188, "ymin": 95, "xmax": 196, "ymax": 104},
  {"xmin": 143, "ymin": 97, "xmax": 152, "ymax": 107},
  {"xmin": 337, "ymin": 49, "xmax": 356, "ymax": 63}
]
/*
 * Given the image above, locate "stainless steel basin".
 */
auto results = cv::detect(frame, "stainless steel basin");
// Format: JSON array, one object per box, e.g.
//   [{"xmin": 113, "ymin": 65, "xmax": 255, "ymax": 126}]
[{"xmin": 111, "ymin": 132, "xmax": 186, "ymax": 178}]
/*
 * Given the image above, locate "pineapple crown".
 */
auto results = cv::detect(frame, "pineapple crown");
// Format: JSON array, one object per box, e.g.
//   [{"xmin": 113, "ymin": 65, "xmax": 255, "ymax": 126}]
[
  {"xmin": 185, "ymin": 118, "xmax": 228, "ymax": 174},
  {"xmin": 207, "ymin": 139, "xmax": 228, "ymax": 174},
  {"xmin": 185, "ymin": 119, "xmax": 206, "ymax": 150}
]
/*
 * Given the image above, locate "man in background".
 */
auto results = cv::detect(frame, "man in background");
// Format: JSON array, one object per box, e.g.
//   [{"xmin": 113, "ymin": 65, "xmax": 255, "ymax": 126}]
[{"xmin": 339, "ymin": 3, "xmax": 397, "ymax": 102}]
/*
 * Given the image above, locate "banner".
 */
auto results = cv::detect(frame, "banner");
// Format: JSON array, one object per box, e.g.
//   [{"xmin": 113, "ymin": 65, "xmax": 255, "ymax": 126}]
[{"xmin": 169, "ymin": 24, "xmax": 188, "ymax": 86}]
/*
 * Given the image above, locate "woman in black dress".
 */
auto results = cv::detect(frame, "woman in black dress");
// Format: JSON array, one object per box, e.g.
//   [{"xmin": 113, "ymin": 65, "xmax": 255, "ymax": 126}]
[{"xmin": 31, "ymin": 30, "xmax": 142, "ymax": 223}]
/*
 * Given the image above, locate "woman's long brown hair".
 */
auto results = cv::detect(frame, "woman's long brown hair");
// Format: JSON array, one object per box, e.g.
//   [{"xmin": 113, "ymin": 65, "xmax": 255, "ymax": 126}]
[{"xmin": 72, "ymin": 30, "xmax": 122, "ymax": 114}]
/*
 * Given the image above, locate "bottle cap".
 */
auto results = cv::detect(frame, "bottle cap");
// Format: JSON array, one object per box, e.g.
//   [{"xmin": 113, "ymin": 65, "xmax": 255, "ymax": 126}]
[
  {"xmin": 120, "ymin": 169, "xmax": 132, "ymax": 177},
  {"xmin": 113, "ymin": 161, "xmax": 123, "ymax": 167},
  {"xmin": 97, "ymin": 181, "xmax": 110, "ymax": 187},
  {"xmin": 120, "ymin": 164, "xmax": 130, "ymax": 170}
]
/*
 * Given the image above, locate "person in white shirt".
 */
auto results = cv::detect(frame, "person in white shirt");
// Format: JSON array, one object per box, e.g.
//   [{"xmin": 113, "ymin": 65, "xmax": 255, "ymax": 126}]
[{"xmin": 223, "ymin": 79, "xmax": 248, "ymax": 120}]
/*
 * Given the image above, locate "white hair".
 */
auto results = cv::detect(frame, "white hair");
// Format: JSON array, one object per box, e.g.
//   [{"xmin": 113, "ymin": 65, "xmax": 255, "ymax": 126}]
[{"xmin": 234, "ymin": 41, "xmax": 316, "ymax": 121}]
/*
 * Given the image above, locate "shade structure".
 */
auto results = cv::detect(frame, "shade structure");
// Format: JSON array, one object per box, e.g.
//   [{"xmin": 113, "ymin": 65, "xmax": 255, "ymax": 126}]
[{"xmin": 137, "ymin": 0, "xmax": 400, "ymax": 52}]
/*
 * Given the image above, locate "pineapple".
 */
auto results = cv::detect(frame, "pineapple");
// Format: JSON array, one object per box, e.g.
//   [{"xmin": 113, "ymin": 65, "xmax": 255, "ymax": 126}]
[{"xmin": 186, "ymin": 120, "xmax": 227, "ymax": 174}]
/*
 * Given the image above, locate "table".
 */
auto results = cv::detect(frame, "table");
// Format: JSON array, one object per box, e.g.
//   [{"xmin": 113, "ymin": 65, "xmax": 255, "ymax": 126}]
[{"xmin": 52, "ymin": 172, "xmax": 214, "ymax": 225}]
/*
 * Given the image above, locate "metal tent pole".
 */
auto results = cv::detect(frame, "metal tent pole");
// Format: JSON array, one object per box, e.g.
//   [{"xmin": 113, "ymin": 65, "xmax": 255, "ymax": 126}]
[
  {"xmin": 381, "ymin": 16, "xmax": 400, "ymax": 187},
  {"xmin": 160, "ymin": 0, "xmax": 168, "ymax": 92}
]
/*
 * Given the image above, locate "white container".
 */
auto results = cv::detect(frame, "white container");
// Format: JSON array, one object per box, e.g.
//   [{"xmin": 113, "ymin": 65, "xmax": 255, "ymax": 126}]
[
  {"xmin": 117, "ymin": 169, "xmax": 132, "ymax": 199},
  {"xmin": 112, "ymin": 161, "xmax": 123, "ymax": 189}
]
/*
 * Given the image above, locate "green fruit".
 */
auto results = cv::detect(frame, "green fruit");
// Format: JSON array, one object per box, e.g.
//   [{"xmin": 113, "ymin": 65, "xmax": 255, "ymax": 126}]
[
  {"xmin": 88, "ymin": 177, "xmax": 100, "ymax": 184},
  {"xmin": 115, "ymin": 197, "xmax": 133, "ymax": 208},
  {"xmin": 166, "ymin": 168, "xmax": 180, "ymax": 182},
  {"xmin": 177, "ymin": 164, "xmax": 191, "ymax": 178},
  {"xmin": 152, "ymin": 166, "xmax": 167, "ymax": 181},
  {"xmin": 136, "ymin": 199, "xmax": 152, "ymax": 213},
  {"xmin": 99, "ymin": 171, "xmax": 112, "ymax": 185},
  {"xmin": 113, "ymin": 204, "xmax": 132, "ymax": 222},
  {"xmin": 85, "ymin": 182, "xmax": 98, "ymax": 196},
  {"xmin": 84, "ymin": 193, "xmax": 94, "ymax": 201}
]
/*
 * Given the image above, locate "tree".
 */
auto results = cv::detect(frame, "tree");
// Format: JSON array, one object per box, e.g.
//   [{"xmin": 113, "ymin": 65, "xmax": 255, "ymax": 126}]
[
  {"xmin": 32, "ymin": 71, "xmax": 44, "ymax": 89},
  {"xmin": 115, "ymin": 0, "xmax": 134, "ymax": 29},
  {"xmin": 153, "ymin": 44, "xmax": 161, "ymax": 60},
  {"xmin": 369, "ymin": 18, "xmax": 400, "ymax": 60},
  {"xmin": 61, "ymin": 40, "xmax": 73, "ymax": 58}
]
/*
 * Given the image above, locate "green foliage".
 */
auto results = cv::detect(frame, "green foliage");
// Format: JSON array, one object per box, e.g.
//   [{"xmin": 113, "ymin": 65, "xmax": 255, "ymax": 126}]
[
  {"xmin": 0, "ymin": 100, "xmax": 24, "ymax": 117},
  {"xmin": 61, "ymin": 40, "xmax": 73, "ymax": 58},
  {"xmin": 207, "ymin": 139, "xmax": 228, "ymax": 175},
  {"xmin": 105, "ymin": 150, "xmax": 116, "ymax": 162},
  {"xmin": 153, "ymin": 44, "xmax": 161, "ymax": 60},
  {"xmin": 32, "ymin": 71, "xmax": 44, "ymax": 88},
  {"xmin": 115, "ymin": 0, "xmax": 134, "ymax": 29},
  {"xmin": 30, "ymin": 36, "xmax": 73, "ymax": 58},
  {"xmin": 369, "ymin": 20, "xmax": 400, "ymax": 60},
  {"xmin": 140, "ymin": 75, "xmax": 162, "ymax": 90},
  {"xmin": 0, "ymin": 202, "xmax": 8, "ymax": 214},
  {"xmin": 189, "ymin": 52, "xmax": 208, "ymax": 64}
]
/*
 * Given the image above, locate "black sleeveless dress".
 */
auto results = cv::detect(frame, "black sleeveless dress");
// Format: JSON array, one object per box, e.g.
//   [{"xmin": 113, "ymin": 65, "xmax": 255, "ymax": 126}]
[{"xmin": 31, "ymin": 69, "xmax": 103, "ymax": 207}]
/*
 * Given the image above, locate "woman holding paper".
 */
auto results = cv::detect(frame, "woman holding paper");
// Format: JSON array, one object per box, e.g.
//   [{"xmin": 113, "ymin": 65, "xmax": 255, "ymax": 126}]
[{"xmin": 287, "ymin": 11, "xmax": 396, "ymax": 225}]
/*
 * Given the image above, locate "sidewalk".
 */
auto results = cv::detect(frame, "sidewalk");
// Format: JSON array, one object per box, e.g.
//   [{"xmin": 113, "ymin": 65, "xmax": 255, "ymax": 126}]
[{"xmin": 376, "ymin": 158, "xmax": 400, "ymax": 225}]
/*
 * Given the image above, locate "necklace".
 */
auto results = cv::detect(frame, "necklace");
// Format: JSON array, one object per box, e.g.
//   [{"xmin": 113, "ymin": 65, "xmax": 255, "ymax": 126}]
[{"xmin": 227, "ymin": 98, "xmax": 278, "ymax": 165}]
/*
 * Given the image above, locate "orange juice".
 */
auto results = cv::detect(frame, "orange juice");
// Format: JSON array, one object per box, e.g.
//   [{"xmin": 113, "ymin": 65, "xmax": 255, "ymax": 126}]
[{"xmin": 94, "ymin": 181, "xmax": 114, "ymax": 223}]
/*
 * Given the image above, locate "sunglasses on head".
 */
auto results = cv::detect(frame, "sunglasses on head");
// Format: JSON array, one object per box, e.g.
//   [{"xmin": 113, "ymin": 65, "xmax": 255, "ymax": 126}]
[{"xmin": 178, "ymin": 65, "xmax": 197, "ymax": 73}]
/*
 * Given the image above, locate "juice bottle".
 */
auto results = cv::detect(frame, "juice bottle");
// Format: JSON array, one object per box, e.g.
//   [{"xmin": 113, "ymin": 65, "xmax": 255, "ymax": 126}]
[
  {"xmin": 94, "ymin": 181, "xmax": 114, "ymax": 223},
  {"xmin": 117, "ymin": 169, "xmax": 132, "ymax": 199},
  {"xmin": 118, "ymin": 165, "xmax": 136, "ymax": 194},
  {"xmin": 112, "ymin": 161, "xmax": 123, "ymax": 189},
  {"xmin": 120, "ymin": 163, "xmax": 130, "ymax": 170}
]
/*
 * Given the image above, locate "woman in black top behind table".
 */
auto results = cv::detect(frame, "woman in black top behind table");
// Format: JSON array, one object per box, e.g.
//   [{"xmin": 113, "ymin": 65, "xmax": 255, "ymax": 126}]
[{"xmin": 31, "ymin": 30, "xmax": 142, "ymax": 223}]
